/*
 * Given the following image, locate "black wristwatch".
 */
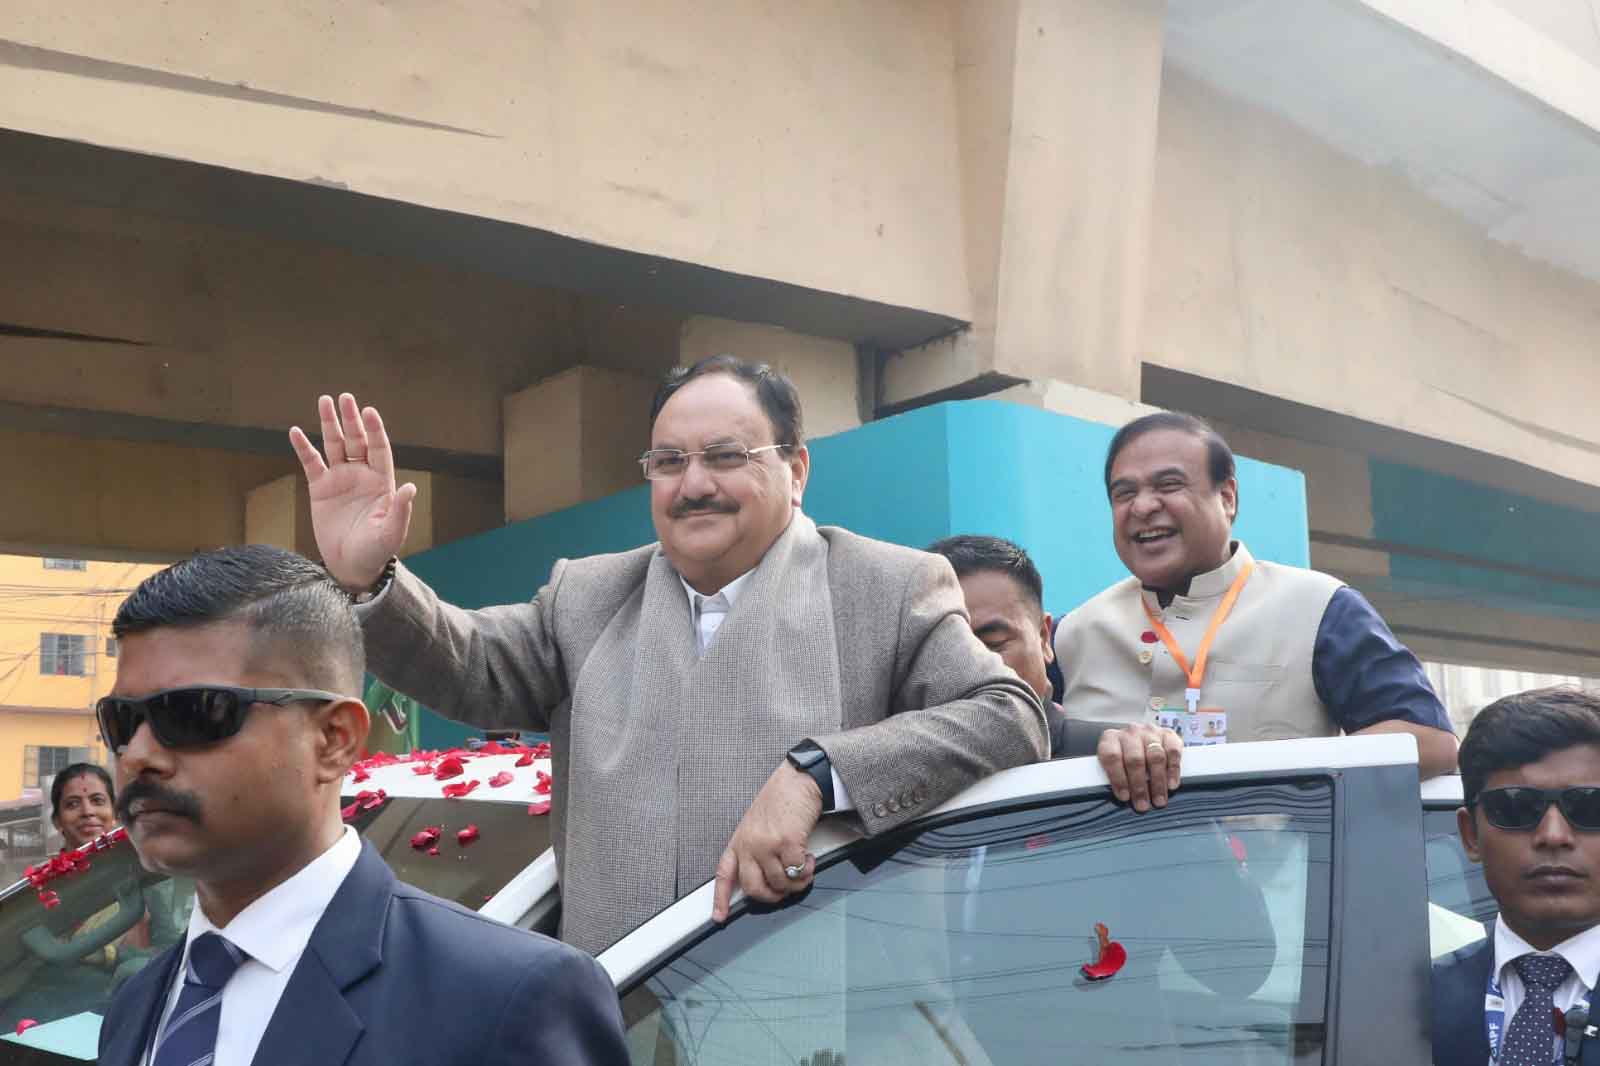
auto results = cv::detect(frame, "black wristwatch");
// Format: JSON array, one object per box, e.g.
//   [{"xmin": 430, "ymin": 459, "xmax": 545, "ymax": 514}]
[{"xmin": 786, "ymin": 740, "xmax": 835, "ymax": 812}]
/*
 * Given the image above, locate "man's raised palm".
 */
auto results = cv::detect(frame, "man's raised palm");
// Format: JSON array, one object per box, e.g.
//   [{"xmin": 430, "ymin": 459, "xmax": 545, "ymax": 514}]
[{"xmin": 288, "ymin": 392, "xmax": 417, "ymax": 590}]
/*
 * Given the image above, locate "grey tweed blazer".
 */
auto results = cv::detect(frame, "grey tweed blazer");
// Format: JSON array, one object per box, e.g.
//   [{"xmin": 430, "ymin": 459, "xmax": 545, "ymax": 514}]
[{"xmin": 362, "ymin": 512, "xmax": 1047, "ymax": 952}]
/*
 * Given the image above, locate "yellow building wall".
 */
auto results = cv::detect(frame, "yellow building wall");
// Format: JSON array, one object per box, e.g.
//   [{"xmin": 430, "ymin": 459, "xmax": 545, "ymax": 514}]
[{"xmin": 0, "ymin": 553, "xmax": 162, "ymax": 801}]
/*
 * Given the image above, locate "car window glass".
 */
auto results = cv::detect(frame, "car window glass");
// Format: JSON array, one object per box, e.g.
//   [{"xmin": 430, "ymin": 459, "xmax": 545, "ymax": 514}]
[
  {"xmin": 620, "ymin": 780, "xmax": 1333, "ymax": 1066},
  {"xmin": 1423, "ymin": 807, "xmax": 1493, "ymax": 958},
  {"xmin": 0, "ymin": 840, "xmax": 191, "ymax": 1063}
]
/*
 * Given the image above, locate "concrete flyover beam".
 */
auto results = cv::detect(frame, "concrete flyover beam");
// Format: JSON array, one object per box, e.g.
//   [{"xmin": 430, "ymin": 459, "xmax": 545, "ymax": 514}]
[
  {"xmin": 882, "ymin": 0, "xmax": 1165, "ymax": 411},
  {"xmin": 0, "ymin": 0, "xmax": 974, "ymax": 337}
]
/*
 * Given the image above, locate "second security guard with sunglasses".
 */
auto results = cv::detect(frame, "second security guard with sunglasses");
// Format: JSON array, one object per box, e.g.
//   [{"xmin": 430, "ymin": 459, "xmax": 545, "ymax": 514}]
[{"xmin": 1435, "ymin": 687, "xmax": 1600, "ymax": 1066}]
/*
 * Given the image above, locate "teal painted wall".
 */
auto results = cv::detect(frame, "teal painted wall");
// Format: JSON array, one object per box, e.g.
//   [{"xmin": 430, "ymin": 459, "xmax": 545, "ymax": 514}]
[
  {"xmin": 403, "ymin": 399, "xmax": 1311, "ymax": 746},
  {"xmin": 1369, "ymin": 460, "xmax": 1600, "ymax": 622}
]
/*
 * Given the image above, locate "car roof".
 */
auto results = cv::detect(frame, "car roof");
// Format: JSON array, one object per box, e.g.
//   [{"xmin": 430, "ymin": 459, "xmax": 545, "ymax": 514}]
[
  {"xmin": 341, "ymin": 748, "xmax": 553, "ymax": 803},
  {"xmin": 597, "ymin": 732, "xmax": 1422, "ymax": 981}
]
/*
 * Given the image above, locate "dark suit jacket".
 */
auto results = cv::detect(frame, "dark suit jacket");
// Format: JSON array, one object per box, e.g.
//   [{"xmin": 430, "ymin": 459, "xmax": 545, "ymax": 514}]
[
  {"xmin": 98, "ymin": 843, "xmax": 628, "ymax": 1066},
  {"xmin": 1433, "ymin": 937, "xmax": 1600, "ymax": 1065}
]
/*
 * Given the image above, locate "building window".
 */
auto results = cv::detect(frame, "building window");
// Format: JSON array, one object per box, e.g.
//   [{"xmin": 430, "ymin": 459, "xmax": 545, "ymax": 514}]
[
  {"xmin": 42, "ymin": 558, "xmax": 87, "ymax": 571},
  {"xmin": 105, "ymin": 637, "xmax": 118, "ymax": 659},
  {"xmin": 23, "ymin": 745, "xmax": 91, "ymax": 790},
  {"xmin": 39, "ymin": 633, "xmax": 89, "ymax": 676}
]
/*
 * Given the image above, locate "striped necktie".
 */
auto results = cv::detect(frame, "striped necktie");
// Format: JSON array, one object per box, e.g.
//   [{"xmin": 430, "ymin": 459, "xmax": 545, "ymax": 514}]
[{"xmin": 151, "ymin": 932, "xmax": 246, "ymax": 1066}]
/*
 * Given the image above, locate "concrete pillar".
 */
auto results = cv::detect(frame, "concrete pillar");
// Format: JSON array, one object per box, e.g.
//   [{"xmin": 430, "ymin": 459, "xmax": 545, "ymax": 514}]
[
  {"xmin": 244, "ymin": 474, "xmax": 317, "ymax": 557},
  {"xmin": 679, "ymin": 316, "xmax": 863, "ymax": 439},
  {"xmin": 503, "ymin": 366, "xmax": 659, "ymax": 523},
  {"xmin": 404, "ymin": 470, "xmax": 503, "ymax": 554},
  {"xmin": 883, "ymin": 0, "xmax": 1166, "ymax": 409}
]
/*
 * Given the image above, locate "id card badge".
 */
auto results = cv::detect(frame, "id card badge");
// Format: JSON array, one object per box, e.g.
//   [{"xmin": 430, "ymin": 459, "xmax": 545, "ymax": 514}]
[
  {"xmin": 1155, "ymin": 708, "xmax": 1183, "ymax": 733},
  {"xmin": 1193, "ymin": 709, "xmax": 1227, "ymax": 746}
]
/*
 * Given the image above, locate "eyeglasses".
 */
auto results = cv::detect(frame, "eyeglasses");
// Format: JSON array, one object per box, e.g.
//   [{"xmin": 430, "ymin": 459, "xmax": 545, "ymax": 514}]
[
  {"xmin": 1475, "ymin": 786, "xmax": 1600, "ymax": 831},
  {"xmin": 639, "ymin": 443, "xmax": 787, "ymax": 481},
  {"xmin": 96, "ymin": 686, "xmax": 343, "ymax": 753}
]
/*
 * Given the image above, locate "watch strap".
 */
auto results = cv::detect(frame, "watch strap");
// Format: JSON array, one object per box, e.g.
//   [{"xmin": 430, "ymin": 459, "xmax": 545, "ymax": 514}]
[{"xmin": 787, "ymin": 741, "xmax": 835, "ymax": 812}]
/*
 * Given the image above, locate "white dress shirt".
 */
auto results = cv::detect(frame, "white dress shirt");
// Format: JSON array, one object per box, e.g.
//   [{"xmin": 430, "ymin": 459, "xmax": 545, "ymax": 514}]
[
  {"xmin": 679, "ymin": 570, "xmax": 853, "ymax": 813},
  {"xmin": 146, "ymin": 826, "xmax": 362, "ymax": 1066},
  {"xmin": 1491, "ymin": 915, "xmax": 1600, "ymax": 1030}
]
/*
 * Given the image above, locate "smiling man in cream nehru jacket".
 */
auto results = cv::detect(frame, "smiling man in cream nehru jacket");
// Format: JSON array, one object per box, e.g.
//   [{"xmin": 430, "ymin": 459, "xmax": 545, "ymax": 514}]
[{"xmin": 1055, "ymin": 412, "xmax": 1457, "ymax": 811}]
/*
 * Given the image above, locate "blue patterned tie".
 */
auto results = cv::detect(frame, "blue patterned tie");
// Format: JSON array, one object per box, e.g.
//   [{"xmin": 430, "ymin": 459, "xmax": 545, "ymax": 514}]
[
  {"xmin": 1500, "ymin": 953, "xmax": 1572, "ymax": 1066},
  {"xmin": 151, "ymin": 932, "xmax": 247, "ymax": 1066}
]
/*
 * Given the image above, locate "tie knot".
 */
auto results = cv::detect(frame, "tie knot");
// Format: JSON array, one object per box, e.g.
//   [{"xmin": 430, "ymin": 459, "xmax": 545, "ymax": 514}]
[
  {"xmin": 1513, "ymin": 952, "xmax": 1572, "ymax": 992},
  {"xmin": 186, "ymin": 932, "xmax": 246, "ymax": 989}
]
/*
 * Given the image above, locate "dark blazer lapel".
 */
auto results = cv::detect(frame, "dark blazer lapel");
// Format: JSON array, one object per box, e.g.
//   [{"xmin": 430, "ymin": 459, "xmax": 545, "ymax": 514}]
[
  {"xmin": 247, "ymin": 842, "xmax": 390, "ymax": 1066},
  {"xmin": 1432, "ymin": 938, "xmax": 1493, "ymax": 1065},
  {"xmin": 99, "ymin": 944, "xmax": 182, "ymax": 1066}
]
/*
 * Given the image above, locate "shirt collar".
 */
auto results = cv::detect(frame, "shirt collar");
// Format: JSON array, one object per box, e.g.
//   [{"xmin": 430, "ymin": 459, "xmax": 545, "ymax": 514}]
[
  {"xmin": 1494, "ymin": 915, "xmax": 1600, "ymax": 992},
  {"xmin": 1140, "ymin": 541, "xmax": 1252, "ymax": 609},
  {"xmin": 679, "ymin": 567, "xmax": 754, "ymax": 610},
  {"xmin": 182, "ymin": 825, "xmax": 362, "ymax": 973}
]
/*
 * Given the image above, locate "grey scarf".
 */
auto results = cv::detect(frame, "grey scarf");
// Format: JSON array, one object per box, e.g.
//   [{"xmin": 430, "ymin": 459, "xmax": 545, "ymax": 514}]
[{"xmin": 557, "ymin": 512, "xmax": 843, "ymax": 954}]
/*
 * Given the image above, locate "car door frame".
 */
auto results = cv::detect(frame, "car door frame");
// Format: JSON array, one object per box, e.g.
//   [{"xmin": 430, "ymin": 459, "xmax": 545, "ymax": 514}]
[{"xmin": 595, "ymin": 734, "xmax": 1435, "ymax": 1065}]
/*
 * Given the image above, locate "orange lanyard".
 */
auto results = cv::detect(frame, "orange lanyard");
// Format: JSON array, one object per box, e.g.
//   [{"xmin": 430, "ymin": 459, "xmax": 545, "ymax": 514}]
[{"xmin": 1142, "ymin": 561, "xmax": 1254, "ymax": 715}]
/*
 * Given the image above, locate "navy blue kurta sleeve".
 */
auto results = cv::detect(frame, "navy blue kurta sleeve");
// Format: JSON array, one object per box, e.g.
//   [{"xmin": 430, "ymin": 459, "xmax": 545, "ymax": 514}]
[{"xmin": 1312, "ymin": 586, "xmax": 1453, "ymax": 733}]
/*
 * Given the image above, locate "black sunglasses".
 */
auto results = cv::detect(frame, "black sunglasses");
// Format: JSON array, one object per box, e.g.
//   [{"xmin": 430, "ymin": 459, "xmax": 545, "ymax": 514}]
[
  {"xmin": 1475, "ymin": 786, "xmax": 1600, "ymax": 832},
  {"xmin": 96, "ymin": 686, "xmax": 344, "ymax": 753}
]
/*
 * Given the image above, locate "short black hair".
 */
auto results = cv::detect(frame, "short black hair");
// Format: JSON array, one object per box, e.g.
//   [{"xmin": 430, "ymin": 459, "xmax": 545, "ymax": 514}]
[
  {"xmin": 650, "ymin": 354, "xmax": 805, "ymax": 449},
  {"xmin": 51, "ymin": 762, "xmax": 113, "ymax": 819},
  {"xmin": 1104, "ymin": 412, "xmax": 1236, "ymax": 496},
  {"xmin": 1459, "ymin": 686, "xmax": 1600, "ymax": 806},
  {"xmin": 926, "ymin": 535, "xmax": 1044, "ymax": 616},
  {"xmin": 113, "ymin": 544, "xmax": 365, "ymax": 695}
]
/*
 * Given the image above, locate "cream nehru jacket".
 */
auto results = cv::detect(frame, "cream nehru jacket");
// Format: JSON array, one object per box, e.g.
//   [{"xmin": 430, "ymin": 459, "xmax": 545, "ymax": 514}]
[{"xmin": 1054, "ymin": 542, "xmax": 1344, "ymax": 740}]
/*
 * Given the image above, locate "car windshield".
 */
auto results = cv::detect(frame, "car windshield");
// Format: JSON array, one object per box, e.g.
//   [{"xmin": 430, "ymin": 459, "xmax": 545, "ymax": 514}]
[
  {"xmin": 0, "ymin": 785, "xmax": 549, "ymax": 1064},
  {"xmin": 619, "ymin": 779, "xmax": 1334, "ymax": 1065}
]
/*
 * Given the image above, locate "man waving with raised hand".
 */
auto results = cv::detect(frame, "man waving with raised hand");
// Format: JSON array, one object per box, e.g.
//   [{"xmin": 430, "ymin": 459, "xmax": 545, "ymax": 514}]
[{"xmin": 289, "ymin": 358, "xmax": 1046, "ymax": 954}]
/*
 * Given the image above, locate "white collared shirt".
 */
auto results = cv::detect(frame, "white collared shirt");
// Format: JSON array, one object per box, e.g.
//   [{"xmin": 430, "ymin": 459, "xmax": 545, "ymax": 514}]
[
  {"xmin": 1492, "ymin": 916, "xmax": 1600, "ymax": 1028},
  {"xmin": 146, "ymin": 826, "xmax": 362, "ymax": 1066},
  {"xmin": 679, "ymin": 570, "xmax": 754, "ymax": 657},
  {"xmin": 677, "ymin": 569, "xmax": 852, "ymax": 813}
]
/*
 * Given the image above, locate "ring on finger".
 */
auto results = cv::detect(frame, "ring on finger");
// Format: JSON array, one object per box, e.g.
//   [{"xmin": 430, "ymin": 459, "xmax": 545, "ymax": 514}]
[
  {"xmin": 1145, "ymin": 741, "xmax": 1164, "ymax": 753},
  {"xmin": 784, "ymin": 863, "xmax": 805, "ymax": 879}
]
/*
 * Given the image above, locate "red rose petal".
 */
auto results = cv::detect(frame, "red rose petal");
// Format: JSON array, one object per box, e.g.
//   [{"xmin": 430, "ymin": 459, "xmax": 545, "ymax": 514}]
[
  {"xmin": 410, "ymin": 826, "xmax": 443, "ymax": 850},
  {"xmin": 527, "ymin": 800, "xmax": 551, "ymax": 816},
  {"xmin": 441, "ymin": 779, "xmax": 480, "ymax": 799},
  {"xmin": 428, "ymin": 846, "xmax": 439, "ymax": 856},
  {"xmin": 412, "ymin": 764, "xmax": 436, "ymax": 776},
  {"xmin": 340, "ymin": 801, "xmax": 361, "ymax": 822},
  {"xmin": 532, "ymin": 742, "xmax": 552, "ymax": 758},
  {"xmin": 457, "ymin": 824, "xmax": 480, "ymax": 845},
  {"xmin": 1081, "ymin": 922, "xmax": 1127, "ymax": 981},
  {"xmin": 15, "ymin": 1020, "xmax": 37, "ymax": 1036},
  {"xmin": 1140, "ymin": 631, "xmax": 1158, "ymax": 644},
  {"xmin": 358, "ymin": 788, "xmax": 388, "ymax": 811},
  {"xmin": 515, "ymin": 750, "xmax": 535, "ymax": 767},
  {"xmin": 39, "ymin": 891, "xmax": 61, "ymax": 910},
  {"xmin": 350, "ymin": 765, "xmax": 370, "ymax": 783},
  {"xmin": 1228, "ymin": 834, "xmax": 1248, "ymax": 865},
  {"xmin": 488, "ymin": 771, "xmax": 515, "ymax": 788},
  {"xmin": 434, "ymin": 755, "xmax": 466, "ymax": 780}
]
